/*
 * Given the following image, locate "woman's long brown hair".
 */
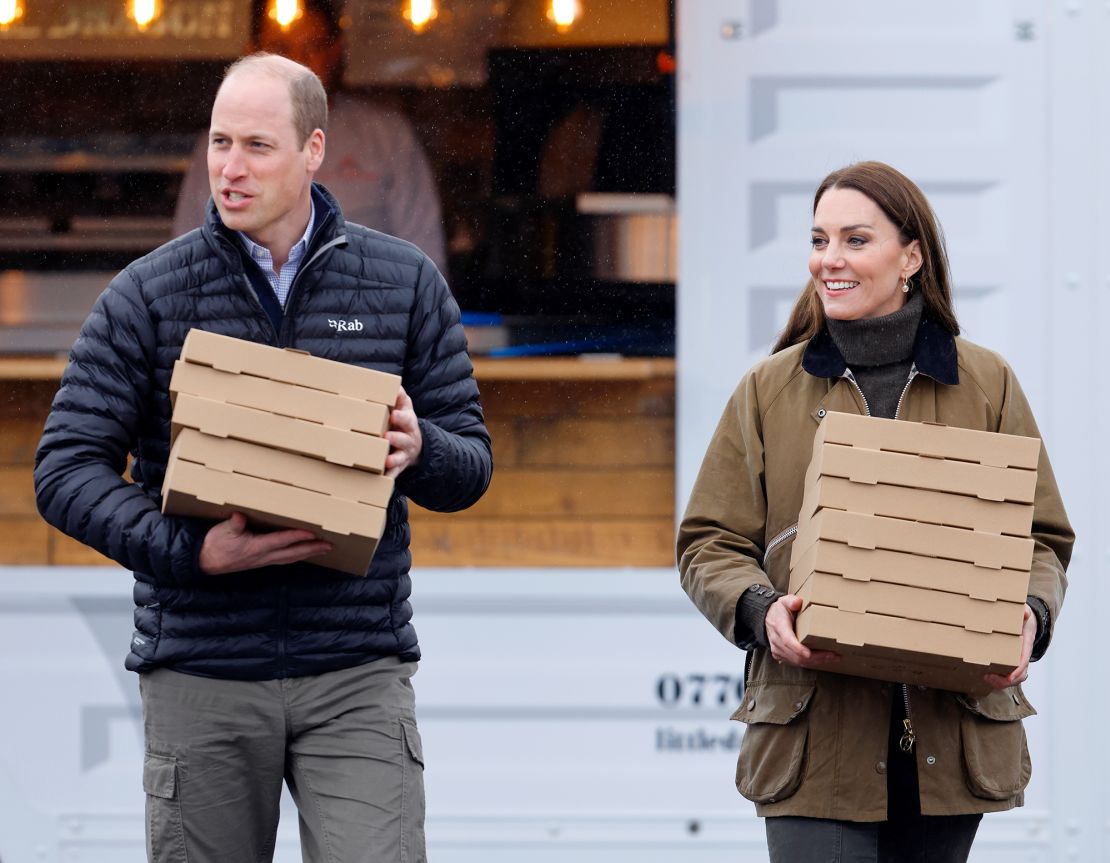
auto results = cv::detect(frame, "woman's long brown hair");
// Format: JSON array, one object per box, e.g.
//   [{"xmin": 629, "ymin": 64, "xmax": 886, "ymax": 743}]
[{"xmin": 771, "ymin": 161, "xmax": 960, "ymax": 354}]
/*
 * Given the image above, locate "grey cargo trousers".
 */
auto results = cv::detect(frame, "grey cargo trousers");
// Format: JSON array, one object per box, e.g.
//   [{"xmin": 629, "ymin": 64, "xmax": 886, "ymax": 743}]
[{"xmin": 140, "ymin": 657, "xmax": 426, "ymax": 863}]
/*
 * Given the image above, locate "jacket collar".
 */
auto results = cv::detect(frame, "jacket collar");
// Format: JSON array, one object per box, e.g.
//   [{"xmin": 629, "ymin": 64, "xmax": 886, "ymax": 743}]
[
  {"xmin": 204, "ymin": 182, "xmax": 346, "ymax": 263},
  {"xmin": 802, "ymin": 315, "xmax": 959, "ymax": 385}
]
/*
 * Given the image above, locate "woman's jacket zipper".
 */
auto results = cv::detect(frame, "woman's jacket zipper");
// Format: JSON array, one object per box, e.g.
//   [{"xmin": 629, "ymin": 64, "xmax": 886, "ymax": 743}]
[
  {"xmin": 763, "ymin": 523, "xmax": 798, "ymax": 570},
  {"xmin": 844, "ymin": 364, "xmax": 920, "ymax": 751}
]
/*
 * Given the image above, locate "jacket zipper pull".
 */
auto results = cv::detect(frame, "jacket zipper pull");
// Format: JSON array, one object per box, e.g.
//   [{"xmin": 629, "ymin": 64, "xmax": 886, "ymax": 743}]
[{"xmin": 899, "ymin": 717, "xmax": 916, "ymax": 753}]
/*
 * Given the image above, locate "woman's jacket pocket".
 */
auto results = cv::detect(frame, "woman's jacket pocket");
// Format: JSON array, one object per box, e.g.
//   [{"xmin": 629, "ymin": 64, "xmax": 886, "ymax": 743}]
[
  {"xmin": 957, "ymin": 688, "xmax": 1036, "ymax": 800},
  {"xmin": 733, "ymin": 682, "xmax": 816, "ymax": 804}
]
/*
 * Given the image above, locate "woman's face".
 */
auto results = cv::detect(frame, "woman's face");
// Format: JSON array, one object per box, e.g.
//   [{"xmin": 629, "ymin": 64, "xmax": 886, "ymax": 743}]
[{"xmin": 809, "ymin": 186, "xmax": 922, "ymax": 321}]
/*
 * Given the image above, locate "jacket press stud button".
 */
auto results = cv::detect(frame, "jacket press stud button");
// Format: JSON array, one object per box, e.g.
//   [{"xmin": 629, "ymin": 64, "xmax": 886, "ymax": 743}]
[
  {"xmin": 817, "ymin": 409, "xmax": 827, "ymax": 418},
  {"xmin": 926, "ymin": 755, "xmax": 937, "ymax": 766},
  {"xmin": 747, "ymin": 700, "xmax": 756, "ymax": 711},
  {"xmin": 966, "ymin": 698, "xmax": 979, "ymax": 709},
  {"xmin": 875, "ymin": 761, "xmax": 886, "ymax": 774}
]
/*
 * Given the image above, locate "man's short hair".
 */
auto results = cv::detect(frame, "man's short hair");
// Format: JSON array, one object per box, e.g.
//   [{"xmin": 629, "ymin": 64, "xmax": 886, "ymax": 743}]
[{"xmin": 223, "ymin": 53, "xmax": 328, "ymax": 148}]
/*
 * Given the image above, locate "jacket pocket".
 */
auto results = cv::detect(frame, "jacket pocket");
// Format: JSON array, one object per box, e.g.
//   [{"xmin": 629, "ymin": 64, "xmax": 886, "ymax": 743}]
[
  {"xmin": 732, "ymin": 682, "xmax": 815, "ymax": 804},
  {"xmin": 957, "ymin": 688, "xmax": 1035, "ymax": 800},
  {"xmin": 143, "ymin": 751, "xmax": 187, "ymax": 863},
  {"xmin": 401, "ymin": 718, "xmax": 425, "ymax": 769},
  {"xmin": 399, "ymin": 719, "xmax": 427, "ymax": 863}
]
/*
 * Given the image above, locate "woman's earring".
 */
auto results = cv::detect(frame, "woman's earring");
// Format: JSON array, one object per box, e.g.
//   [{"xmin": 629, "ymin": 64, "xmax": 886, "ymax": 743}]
[{"xmin": 901, "ymin": 279, "xmax": 911, "ymax": 294}]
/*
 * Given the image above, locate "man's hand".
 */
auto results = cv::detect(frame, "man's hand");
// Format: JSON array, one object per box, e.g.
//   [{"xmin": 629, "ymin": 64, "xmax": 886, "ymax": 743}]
[
  {"xmin": 198, "ymin": 512, "xmax": 332, "ymax": 575},
  {"xmin": 766, "ymin": 594, "xmax": 840, "ymax": 668},
  {"xmin": 385, "ymin": 386, "xmax": 422, "ymax": 478},
  {"xmin": 984, "ymin": 603, "xmax": 1036, "ymax": 690}
]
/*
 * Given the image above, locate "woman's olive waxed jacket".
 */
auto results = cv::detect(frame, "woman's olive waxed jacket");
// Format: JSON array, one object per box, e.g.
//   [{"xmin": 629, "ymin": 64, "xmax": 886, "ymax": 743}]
[{"xmin": 677, "ymin": 318, "xmax": 1073, "ymax": 820}]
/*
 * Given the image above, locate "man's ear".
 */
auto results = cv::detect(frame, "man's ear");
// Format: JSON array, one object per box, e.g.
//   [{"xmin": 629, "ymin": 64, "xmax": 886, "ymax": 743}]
[{"xmin": 305, "ymin": 129, "xmax": 325, "ymax": 173}]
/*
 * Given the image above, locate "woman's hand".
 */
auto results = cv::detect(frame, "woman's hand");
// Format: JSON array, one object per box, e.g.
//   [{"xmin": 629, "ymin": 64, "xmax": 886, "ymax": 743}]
[
  {"xmin": 984, "ymin": 604, "xmax": 1036, "ymax": 690},
  {"xmin": 765, "ymin": 594, "xmax": 840, "ymax": 668}
]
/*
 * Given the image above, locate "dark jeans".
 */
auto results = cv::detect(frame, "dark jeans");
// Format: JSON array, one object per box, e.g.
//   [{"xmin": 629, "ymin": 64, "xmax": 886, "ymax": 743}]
[
  {"xmin": 765, "ymin": 813, "xmax": 981, "ymax": 863},
  {"xmin": 764, "ymin": 688, "xmax": 981, "ymax": 863}
]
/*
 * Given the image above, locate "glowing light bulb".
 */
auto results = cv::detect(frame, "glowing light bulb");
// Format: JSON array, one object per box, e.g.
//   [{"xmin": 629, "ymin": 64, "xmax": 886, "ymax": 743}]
[
  {"xmin": 269, "ymin": 0, "xmax": 302, "ymax": 30},
  {"xmin": 403, "ymin": 0, "xmax": 438, "ymax": 34},
  {"xmin": 0, "ymin": 0, "xmax": 25, "ymax": 30},
  {"xmin": 547, "ymin": 0, "xmax": 581, "ymax": 33},
  {"xmin": 128, "ymin": 0, "xmax": 161, "ymax": 31}
]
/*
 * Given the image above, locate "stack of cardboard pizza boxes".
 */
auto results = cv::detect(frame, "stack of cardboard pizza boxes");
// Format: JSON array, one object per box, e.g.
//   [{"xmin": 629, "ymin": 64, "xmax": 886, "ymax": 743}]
[
  {"xmin": 790, "ymin": 411, "xmax": 1039, "ymax": 695},
  {"xmin": 161, "ymin": 329, "xmax": 400, "ymax": 576}
]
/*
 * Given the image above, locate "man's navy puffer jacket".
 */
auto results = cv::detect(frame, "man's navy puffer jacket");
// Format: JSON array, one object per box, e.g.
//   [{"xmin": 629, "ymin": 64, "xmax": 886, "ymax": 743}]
[{"xmin": 34, "ymin": 185, "xmax": 492, "ymax": 680}]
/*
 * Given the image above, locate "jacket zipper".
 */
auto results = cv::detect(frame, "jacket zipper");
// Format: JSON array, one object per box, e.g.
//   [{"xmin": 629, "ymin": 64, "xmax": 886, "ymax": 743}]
[
  {"xmin": 278, "ymin": 583, "xmax": 288, "ymax": 677},
  {"xmin": 214, "ymin": 233, "xmax": 281, "ymax": 342},
  {"xmin": 270, "ymin": 231, "xmax": 343, "ymax": 670},
  {"xmin": 762, "ymin": 523, "xmax": 798, "ymax": 570},
  {"xmin": 215, "ymin": 224, "xmax": 344, "ymax": 672},
  {"xmin": 893, "ymin": 365, "xmax": 919, "ymax": 421},
  {"xmin": 844, "ymin": 364, "xmax": 921, "ymax": 751},
  {"xmin": 218, "ymin": 222, "xmax": 346, "ymax": 346},
  {"xmin": 893, "ymin": 366, "xmax": 919, "ymax": 751},
  {"xmin": 278, "ymin": 234, "xmax": 345, "ymax": 344},
  {"xmin": 899, "ymin": 686, "xmax": 916, "ymax": 752},
  {"xmin": 841, "ymin": 369, "xmax": 872, "ymax": 417}
]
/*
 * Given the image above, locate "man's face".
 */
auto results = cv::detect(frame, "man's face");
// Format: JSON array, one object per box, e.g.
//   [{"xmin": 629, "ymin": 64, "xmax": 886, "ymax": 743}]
[{"xmin": 207, "ymin": 70, "xmax": 324, "ymax": 251}]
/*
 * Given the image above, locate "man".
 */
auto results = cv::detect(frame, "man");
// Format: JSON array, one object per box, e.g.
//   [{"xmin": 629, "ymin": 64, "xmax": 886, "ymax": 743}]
[
  {"xmin": 172, "ymin": 0, "xmax": 448, "ymax": 273},
  {"xmin": 35, "ymin": 53, "xmax": 491, "ymax": 863}
]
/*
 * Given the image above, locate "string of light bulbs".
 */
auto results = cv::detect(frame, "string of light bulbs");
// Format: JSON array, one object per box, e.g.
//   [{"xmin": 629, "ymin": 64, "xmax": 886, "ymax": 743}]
[{"xmin": 0, "ymin": 1, "xmax": 585, "ymax": 35}]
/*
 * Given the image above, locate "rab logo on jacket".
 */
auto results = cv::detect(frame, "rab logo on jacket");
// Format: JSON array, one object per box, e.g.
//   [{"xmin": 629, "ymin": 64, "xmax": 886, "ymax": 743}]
[{"xmin": 328, "ymin": 318, "xmax": 364, "ymax": 333}]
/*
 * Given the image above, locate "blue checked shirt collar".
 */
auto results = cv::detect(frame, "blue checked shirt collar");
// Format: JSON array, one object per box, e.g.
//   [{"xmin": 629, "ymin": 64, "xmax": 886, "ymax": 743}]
[{"xmin": 237, "ymin": 200, "xmax": 316, "ymax": 309}]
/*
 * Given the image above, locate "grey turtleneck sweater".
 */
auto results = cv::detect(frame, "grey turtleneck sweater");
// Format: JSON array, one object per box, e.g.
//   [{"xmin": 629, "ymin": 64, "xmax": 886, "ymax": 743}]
[{"xmin": 827, "ymin": 290, "xmax": 923, "ymax": 420}]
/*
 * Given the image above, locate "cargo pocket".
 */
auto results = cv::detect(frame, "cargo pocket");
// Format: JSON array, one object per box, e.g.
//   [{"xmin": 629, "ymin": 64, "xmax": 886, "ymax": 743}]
[
  {"xmin": 957, "ymin": 689, "xmax": 1036, "ymax": 800},
  {"xmin": 400, "ymin": 719, "xmax": 427, "ymax": 863},
  {"xmin": 733, "ymin": 683, "xmax": 816, "ymax": 804},
  {"xmin": 143, "ymin": 751, "xmax": 187, "ymax": 863}
]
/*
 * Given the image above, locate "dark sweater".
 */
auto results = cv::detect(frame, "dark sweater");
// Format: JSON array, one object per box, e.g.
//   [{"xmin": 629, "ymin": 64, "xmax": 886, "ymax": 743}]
[{"xmin": 827, "ymin": 290, "xmax": 923, "ymax": 420}]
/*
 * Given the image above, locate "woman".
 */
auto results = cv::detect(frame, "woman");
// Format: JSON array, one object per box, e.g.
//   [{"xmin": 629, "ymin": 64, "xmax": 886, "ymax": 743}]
[{"xmin": 677, "ymin": 162, "xmax": 1073, "ymax": 863}]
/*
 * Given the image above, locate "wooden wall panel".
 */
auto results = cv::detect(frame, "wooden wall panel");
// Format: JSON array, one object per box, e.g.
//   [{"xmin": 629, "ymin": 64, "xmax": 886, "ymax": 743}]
[
  {"xmin": 410, "ymin": 370, "xmax": 677, "ymax": 566},
  {"xmin": 478, "ymin": 378, "xmax": 675, "ymax": 419},
  {"xmin": 408, "ymin": 517, "xmax": 676, "ymax": 567},
  {"xmin": 1, "ymin": 362, "xmax": 677, "ymax": 568},
  {"xmin": 0, "ymin": 467, "xmax": 36, "ymax": 517},
  {"xmin": 49, "ymin": 529, "xmax": 117, "ymax": 566},
  {"xmin": 428, "ymin": 468, "xmax": 673, "ymax": 518},
  {"xmin": 0, "ymin": 518, "xmax": 50, "ymax": 564},
  {"xmin": 515, "ymin": 417, "xmax": 674, "ymax": 468},
  {"xmin": 0, "ymin": 419, "xmax": 42, "ymax": 465}
]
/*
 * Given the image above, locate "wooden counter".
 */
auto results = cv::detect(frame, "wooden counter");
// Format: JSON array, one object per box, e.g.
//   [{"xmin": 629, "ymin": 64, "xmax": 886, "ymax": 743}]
[
  {"xmin": 0, "ymin": 355, "xmax": 675, "ymax": 382},
  {"xmin": 0, "ymin": 356, "xmax": 676, "ymax": 568}
]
